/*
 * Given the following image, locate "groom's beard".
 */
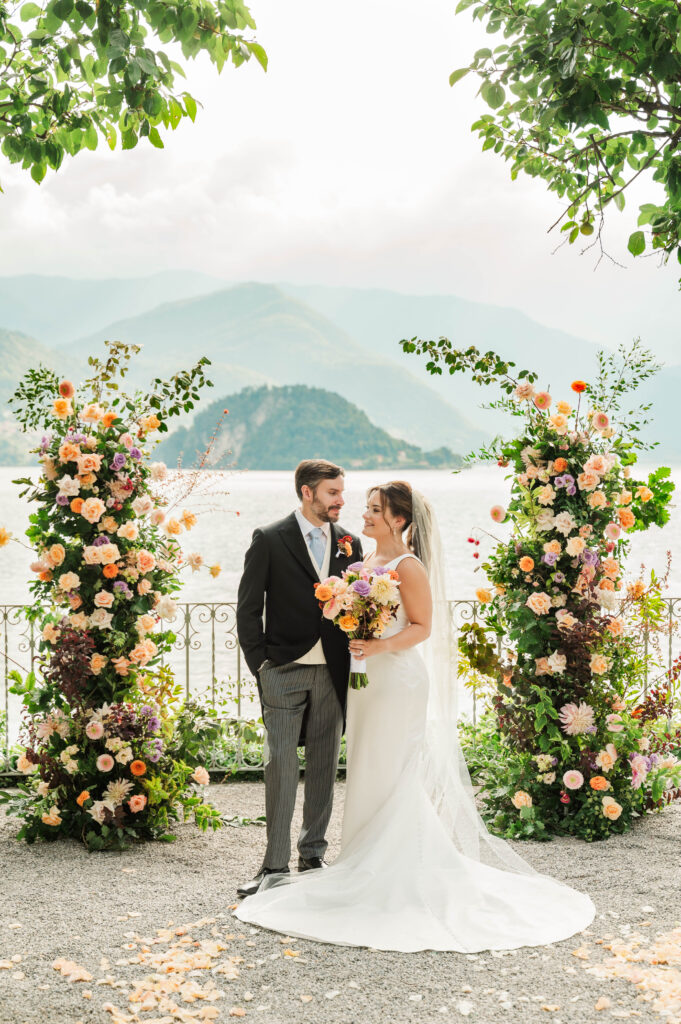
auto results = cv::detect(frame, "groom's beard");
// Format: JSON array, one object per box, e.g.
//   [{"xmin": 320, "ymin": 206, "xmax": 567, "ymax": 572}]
[{"xmin": 311, "ymin": 499, "xmax": 342, "ymax": 523}]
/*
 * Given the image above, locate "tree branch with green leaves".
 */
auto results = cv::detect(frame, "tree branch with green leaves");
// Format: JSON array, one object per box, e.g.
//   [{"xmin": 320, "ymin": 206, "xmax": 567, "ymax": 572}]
[
  {"xmin": 450, "ymin": 0, "xmax": 681, "ymax": 282},
  {"xmin": 0, "ymin": 0, "xmax": 266, "ymax": 185}
]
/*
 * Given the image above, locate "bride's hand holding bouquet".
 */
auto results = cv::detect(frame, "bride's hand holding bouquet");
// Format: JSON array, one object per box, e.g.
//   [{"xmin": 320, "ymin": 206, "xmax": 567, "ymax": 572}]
[{"xmin": 314, "ymin": 561, "xmax": 400, "ymax": 688}]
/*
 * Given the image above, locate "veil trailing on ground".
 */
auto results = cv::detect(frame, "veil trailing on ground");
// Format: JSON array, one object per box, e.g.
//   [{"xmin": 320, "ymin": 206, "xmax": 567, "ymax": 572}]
[{"xmin": 411, "ymin": 489, "xmax": 539, "ymax": 876}]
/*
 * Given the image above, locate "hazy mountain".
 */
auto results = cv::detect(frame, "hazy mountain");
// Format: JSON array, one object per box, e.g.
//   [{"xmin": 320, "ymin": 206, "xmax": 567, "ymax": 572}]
[
  {"xmin": 68, "ymin": 283, "xmax": 486, "ymax": 453},
  {"xmin": 157, "ymin": 385, "xmax": 463, "ymax": 470},
  {"xmin": 0, "ymin": 271, "xmax": 226, "ymax": 347}
]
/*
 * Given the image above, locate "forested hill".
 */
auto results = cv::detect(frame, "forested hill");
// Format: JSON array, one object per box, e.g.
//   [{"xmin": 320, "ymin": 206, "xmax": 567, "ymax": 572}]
[{"xmin": 156, "ymin": 385, "xmax": 463, "ymax": 470}]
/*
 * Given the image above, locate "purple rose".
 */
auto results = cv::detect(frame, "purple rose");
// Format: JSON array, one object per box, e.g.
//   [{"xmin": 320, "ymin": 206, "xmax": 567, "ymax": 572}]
[
  {"xmin": 352, "ymin": 579, "xmax": 371, "ymax": 597},
  {"xmin": 56, "ymin": 494, "xmax": 69, "ymax": 506},
  {"xmin": 93, "ymin": 535, "xmax": 110, "ymax": 546},
  {"xmin": 542, "ymin": 552, "xmax": 558, "ymax": 566},
  {"xmin": 582, "ymin": 549, "xmax": 599, "ymax": 566},
  {"xmin": 111, "ymin": 452, "xmax": 126, "ymax": 471},
  {"xmin": 553, "ymin": 572, "xmax": 566, "ymax": 583},
  {"xmin": 148, "ymin": 716, "xmax": 161, "ymax": 733},
  {"xmin": 371, "ymin": 566, "xmax": 388, "ymax": 575},
  {"xmin": 40, "ymin": 434, "xmax": 51, "ymax": 453},
  {"xmin": 129, "ymin": 447, "xmax": 142, "ymax": 460},
  {"xmin": 347, "ymin": 561, "xmax": 365, "ymax": 572}
]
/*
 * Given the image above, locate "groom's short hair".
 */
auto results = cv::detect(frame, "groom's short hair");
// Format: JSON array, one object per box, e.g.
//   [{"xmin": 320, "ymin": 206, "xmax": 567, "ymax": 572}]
[{"xmin": 295, "ymin": 459, "xmax": 345, "ymax": 499}]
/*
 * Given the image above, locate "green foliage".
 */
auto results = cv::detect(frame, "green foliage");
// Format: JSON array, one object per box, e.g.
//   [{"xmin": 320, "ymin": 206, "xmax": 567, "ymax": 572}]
[
  {"xmin": 0, "ymin": 0, "xmax": 265, "ymax": 183},
  {"xmin": 451, "ymin": 0, "xmax": 681, "ymax": 278}
]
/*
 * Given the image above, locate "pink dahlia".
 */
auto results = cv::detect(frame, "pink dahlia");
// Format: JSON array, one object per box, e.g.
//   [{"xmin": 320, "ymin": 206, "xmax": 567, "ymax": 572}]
[
  {"xmin": 533, "ymin": 391, "xmax": 552, "ymax": 411},
  {"xmin": 96, "ymin": 754, "xmax": 114, "ymax": 772},
  {"xmin": 562, "ymin": 769, "xmax": 584, "ymax": 790},
  {"xmin": 490, "ymin": 505, "xmax": 506, "ymax": 523},
  {"xmin": 559, "ymin": 701, "xmax": 595, "ymax": 736}
]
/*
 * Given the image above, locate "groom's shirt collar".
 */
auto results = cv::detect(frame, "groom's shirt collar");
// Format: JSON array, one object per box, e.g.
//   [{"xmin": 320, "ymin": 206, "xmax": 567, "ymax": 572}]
[{"xmin": 295, "ymin": 508, "xmax": 331, "ymax": 540}]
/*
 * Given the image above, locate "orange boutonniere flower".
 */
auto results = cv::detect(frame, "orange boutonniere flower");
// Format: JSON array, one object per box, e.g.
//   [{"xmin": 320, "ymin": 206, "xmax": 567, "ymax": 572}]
[{"xmin": 337, "ymin": 534, "xmax": 353, "ymax": 558}]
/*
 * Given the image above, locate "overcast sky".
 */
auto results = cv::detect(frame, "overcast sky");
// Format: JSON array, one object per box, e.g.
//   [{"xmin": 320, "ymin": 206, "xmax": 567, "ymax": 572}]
[{"xmin": 0, "ymin": 0, "xmax": 679, "ymax": 360}]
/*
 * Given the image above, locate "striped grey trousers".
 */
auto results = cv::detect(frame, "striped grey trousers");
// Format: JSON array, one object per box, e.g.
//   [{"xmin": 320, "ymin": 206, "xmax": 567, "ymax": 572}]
[{"xmin": 259, "ymin": 660, "xmax": 343, "ymax": 869}]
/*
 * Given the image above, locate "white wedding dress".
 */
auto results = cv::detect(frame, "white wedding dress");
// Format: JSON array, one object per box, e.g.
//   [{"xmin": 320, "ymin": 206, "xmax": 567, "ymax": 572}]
[{"xmin": 235, "ymin": 554, "xmax": 595, "ymax": 951}]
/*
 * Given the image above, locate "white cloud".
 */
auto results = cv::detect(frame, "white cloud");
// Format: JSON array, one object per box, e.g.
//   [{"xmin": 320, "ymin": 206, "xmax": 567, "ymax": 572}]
[{"xmin": 0, "ymin": 0, "xmax": 679, "ymax": 358}]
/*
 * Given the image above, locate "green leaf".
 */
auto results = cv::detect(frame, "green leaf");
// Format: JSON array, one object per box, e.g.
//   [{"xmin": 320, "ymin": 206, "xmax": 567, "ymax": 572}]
[
  {"xmin": 481, "ymin": 80, "xmax": 505, "ymax": 109},
  {"xmin": 628, "ymin": 230, "xmax": 645, "ymax": 256},
  {"xmin": 456, "ymin": 0, "xmax": 476, "ymax": 10},
  {"xmin": 449, "ymin": 66, "xmax": 470, "ymax": 87},
  {"xmin": 245, "ymin": 40, "xmax": 267, "ymax": 71},
  {"xmin": 184, "ymin": 94, "xmax": 197, "ymax": 122},
  {"xmin": 20, "ymin": 3, "xmax": 42, "ymax": 20}
]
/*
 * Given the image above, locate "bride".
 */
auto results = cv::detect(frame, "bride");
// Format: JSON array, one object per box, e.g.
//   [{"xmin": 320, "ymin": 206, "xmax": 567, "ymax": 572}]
[{"xmin": 235, "ymin": 480, "xmax": 595, "ymax": 951}]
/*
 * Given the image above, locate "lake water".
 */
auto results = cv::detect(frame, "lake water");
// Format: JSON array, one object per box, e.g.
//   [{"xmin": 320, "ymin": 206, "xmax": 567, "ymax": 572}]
[
  {"xmin": 3, "ymin": 464, "xmax": 681, "ymax": 601},
  {"xmin": 2, "ymin": 465, "xmax": 680, "ymax": 744}
]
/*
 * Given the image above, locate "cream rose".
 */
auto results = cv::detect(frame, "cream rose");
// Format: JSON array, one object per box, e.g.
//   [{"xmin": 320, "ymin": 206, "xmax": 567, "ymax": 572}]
[{"xmin": 526, "ymin": 592, "xmax": 552, "ymax": 615}]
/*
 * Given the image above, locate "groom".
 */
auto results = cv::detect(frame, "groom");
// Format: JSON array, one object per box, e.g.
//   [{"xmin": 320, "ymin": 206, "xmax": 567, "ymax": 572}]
[{"xmin": 236, "ymin": 459, "xmax": 362, "ymax": 897}]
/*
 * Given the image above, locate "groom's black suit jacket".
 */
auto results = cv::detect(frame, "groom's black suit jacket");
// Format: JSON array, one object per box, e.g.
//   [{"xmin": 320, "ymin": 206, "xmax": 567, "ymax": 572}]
[{"xmin": 236, "ymin": 512, "xmax": 363, "ymax": 735}]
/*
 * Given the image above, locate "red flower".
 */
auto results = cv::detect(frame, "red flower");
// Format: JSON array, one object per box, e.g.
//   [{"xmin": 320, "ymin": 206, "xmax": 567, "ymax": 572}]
[{"xmin": 571, "ymin": 380, "xmax": 587, "ymax": 393}]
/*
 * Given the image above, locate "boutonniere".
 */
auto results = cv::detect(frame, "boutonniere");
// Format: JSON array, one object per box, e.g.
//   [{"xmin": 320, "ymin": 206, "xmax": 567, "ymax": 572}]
[{"xmin": 336, "ymin": 534, "xmax": 353, "ymax": 558}]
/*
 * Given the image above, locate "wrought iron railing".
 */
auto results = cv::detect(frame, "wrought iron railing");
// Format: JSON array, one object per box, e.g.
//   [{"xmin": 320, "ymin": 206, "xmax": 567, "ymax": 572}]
[{"xmin": 2, "ymin": 600, "xmax": 679, "ymax": 774}]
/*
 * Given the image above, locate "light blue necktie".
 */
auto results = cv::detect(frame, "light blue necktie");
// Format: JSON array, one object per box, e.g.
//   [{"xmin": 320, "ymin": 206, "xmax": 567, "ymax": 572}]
[{"xmin": 308, "ymin": 527, "xmax": 326, "ymax": 570}]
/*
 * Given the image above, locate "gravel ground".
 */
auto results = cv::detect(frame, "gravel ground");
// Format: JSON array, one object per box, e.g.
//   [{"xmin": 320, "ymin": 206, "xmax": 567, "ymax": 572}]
[{"xmin": 1, "ymin": 779, "xmax": 678, "ymax": 1024}]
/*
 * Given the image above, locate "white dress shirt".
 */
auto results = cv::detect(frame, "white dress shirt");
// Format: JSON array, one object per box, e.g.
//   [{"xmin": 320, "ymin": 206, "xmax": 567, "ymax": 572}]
[{"xmin": 294, "ymin": 509, "xmax": 331, "ymax": 665}]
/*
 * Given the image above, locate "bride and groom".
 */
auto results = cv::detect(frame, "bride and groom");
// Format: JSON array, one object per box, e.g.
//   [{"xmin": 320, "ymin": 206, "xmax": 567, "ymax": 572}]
[{"xmin": 235, "ymin": 459, "xmax": 595, "ymax": 952}]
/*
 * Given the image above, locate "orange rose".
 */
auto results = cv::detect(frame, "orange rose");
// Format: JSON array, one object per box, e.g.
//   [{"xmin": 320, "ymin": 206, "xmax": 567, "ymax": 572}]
[
  {"xmin": 58, "ymin": 441, "xmax": 80, "ymax": 462},
  {"xmin": 552, "ymin": 458, "xmax": 568, "ymax": 473},
  {"xmin": 338, "ymin": 614, "xmax": 359, "ymax": 633},
  {"xmin": 142, "ymin": 414, "xmax": 161, "ymax": 431},
  {"xmin": 130, "ymin": 760, "xmax": 147, "ymax": 777},
  {"xmin": 79, "ymin": 472, "xmax": 96, "ymax": 487},
  {"xmin": 618, "ymin": 508, "xmax": 635, "ymax": 529},
  {"xmin": 70, "ymin": 497, "xmax": 84, "ymax": 514},
  {"xmin": 518, "ymin": 556, "xmax": 535, "ymax": 572},
  {"xmin": 101, "ymin": 412, "xmax": 117, "ymax": 429},
  {"xmin": 315, "ymin": 584, "xmax": 333, "ymax": 602},
  {"xmin": 571, "ymin": 380, "xmax": 587, "ymax": 393},
  {"xmin": 102, "ymin": 563, "xmax": 119, "ymax": 579},
  {"xmin": 90, "ymin": 653, "xmax": 107, "ymax": 675},
  {"xmin": 589, "ymin": 776, "xmax": 609, "ymax": 791},
  {"xmin": 76, "ymin": 790, "xmax": 90, "ymax": 807},
  {"xmin": 636, "ymin": 486, "xmax": 653, "ymax": 503},
  {"xmin": 599, "ymin": 578, "xmax": 615, "ymax": 591},
  {"xmin": 628, "ymin": 580, "xmax": 646, "ymax": 599},
  {"xmin": 39, "ymin": 569, "xmax": 53, "ymax": 582},
  {"xmin": 53, "ymin": 397, "xmax": 72, "ymax": 419}
]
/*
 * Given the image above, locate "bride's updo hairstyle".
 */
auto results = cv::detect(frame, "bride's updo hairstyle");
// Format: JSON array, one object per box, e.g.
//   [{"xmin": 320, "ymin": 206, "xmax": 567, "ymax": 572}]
[{"xmin": 367, "ymin": 480, "xmax": 432, "ymax": 572}]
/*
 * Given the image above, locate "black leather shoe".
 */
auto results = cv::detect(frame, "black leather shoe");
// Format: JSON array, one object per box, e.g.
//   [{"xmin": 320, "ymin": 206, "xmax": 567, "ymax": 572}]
[
  {"xmin": 237, "ymin": 865, "xmax": 290, "ymax": 898},
  {"xmin": 298, "ymin": 856, "xmax": 327, "ymax": 872}
]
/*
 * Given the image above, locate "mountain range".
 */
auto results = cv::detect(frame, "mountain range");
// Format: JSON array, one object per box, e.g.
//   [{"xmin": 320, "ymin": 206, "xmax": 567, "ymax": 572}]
[
  {"xmin": 0, "ymin": 272, "xmax": 678, "ymax": 464},
  {"xmin": 157, "ymin": 385, "xmax": 462, "ymax": 470}
]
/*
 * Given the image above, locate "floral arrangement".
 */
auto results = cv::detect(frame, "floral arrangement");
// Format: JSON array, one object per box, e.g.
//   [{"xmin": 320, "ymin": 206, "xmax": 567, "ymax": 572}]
[
  {"xmin": 0, "ymin": 343, "xmax": 223, "ymax": 850},
  {"xmin": 314, "ymin": 562, "xmax": 401, "ymax": 688},
  {"xmin": 400, "ymin": 337, "xmax": 680, "ymax": 841}
]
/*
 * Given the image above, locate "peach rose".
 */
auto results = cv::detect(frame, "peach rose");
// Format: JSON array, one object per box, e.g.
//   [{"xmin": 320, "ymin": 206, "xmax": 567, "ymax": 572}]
[
  {"xmin": 602, "ymin": 558, "xmax": 620, "ymax": 579},
  {"xmin": 165, "ymin": 518, "xmax": 182, "ymax": 536},
  {"xmin": 577, "ymin": 471, "xmax": 600, "ymax": 492},
  {"xmin": 137, "ymin": 550, "xmax": 156, "ymax": 574},
  {"xmin": 137, "ymin": 578, "xmax": 152, "ymax": 596},
  {"xmin": 526, "ymin": 592, "xmax": 552, "ymax": 615},
  {"xmin": 117, "ymin": 521, "xmax": 139, "ymax": 541},
  {"xmin": 41, "ymin": 808, "xmax": 62, "ymax": 826},
  {"xmin": 338, "ymin": 614, "xmax": 359, "ymax": 632},
  {"xmin": 596, "ymin": 743, "xmax": 618, "ymax": 772},
  {"xmin": 53, "ymin": 398, "xmax": 72, "ymax": 420},
  {"xmin": 628, "ymin": 580, "xmax": 646, "ymax": 599},
  {"xmin": 128, "ymin": 794, "xmax": 147, "ymax": 813},
  {"xmin": 80, "ymin": 497, "xmax": 106, "ymax": 524},
  {"xmin": 192, "ymin": 766, "xmax": 210, "ymax": 786},
  {"xmin": 83, "ymin": 545, "xmax": 102, "ymax": 565},
  {"xmin": 80, "ymin": 402, "xmax": 104, "ymax": 422},
  {"xmin": 68, "ymin": 594, "xmax": 83, "ymax": 611},
  {"xmin": 142, "ymin": 414, "xmax": 161, "ymax": 431},
  {"xmin": 76, "ymin": 452, "xmax": 103, "ymax": 475},
  {"xmin": 606, "ymin": 617, "xmax": 625, "ymax": 637},
  {"xmin": 101, "ymin": 411, "xmax": 117, "ymax": 429},
  {"xmin": 98, "ymin": 543, "xmax": 121, "ymax": 565},
  {"xmin": 616, "ymin": 489, "xmax": 633, "ymax": 506},
  {"xmin": 519, "ymin": 556, "xmax": 535, "ymax": 572},
  {"xmin": 101, "ymin": 516, "xmax": 119, "ymax": 533},
  {"xmin": 549, "ymin": 413, "xmax": 568, "ymax": 434},
  {"xmin": 94, "ymin": 590, "xmax": 114, "ymax": 609},
  {"xmin": 511, "ymin": 790, "xmax": 532, "ymax": 809},
  {"xmin": 587, "ymin": 491, "xmax": 606, "ymax": 510},
  {"xmin": 47, "ymin": 543, "xmax": 66, "ymax": 567},
  {"xmin": 90, "ymin": 654, "xmax": 107, "ymax": 675},
  {"xmin": 590, "ymin": 654, "xmax": 609, "ymax": 675},
  {"xmin": 543, "ymin": 540, "xmax": 561, "ymax": 555},
  {"xmin": 566, "ymin": 536, "xmax": 586, "ymax": 556},
  {"xmin": 602, "ymin": 796, "xmax": 622, "ymax": 821},
  {"xmin": 136, "ymin": 614, "xmax": 156, "ymax": 634},
  {"xmin": 180, "ymin": 510, "xmax": 197, "ymax": 529},
  {"xmin": 58, "ymin": 441, "xmax": 80, "ymax": 463},
  {"xmin": 556, "ymin": 402, "xmax": 572, "ymax": 416},
  {"xmin": 618, "ymin": 508, "xmax": 636, "ymax": 529},
  {"xmin": 17, "ymin": 753, "xmax": 37, "ymax": 774},
  {"xmin": 112, "ymin": 656, "xmax": 131, "ymax": 676},
  {"xmin": 636, "ymin": 486, "xmax": 654, "ymax": 502},
  {"xmin": 475, "ymin": 587, "xmax": 493, "ymax": 604},
  {"xmin": 129, "ymin": 643, "xmax": 151, "ymax": 665},
  {"xmin": 58, "ymin": 571, "xmax": 80, "ymax": 591},
  {"xmin": 315, "ymin": 584, "xmax": 334, "ymax": 602}
]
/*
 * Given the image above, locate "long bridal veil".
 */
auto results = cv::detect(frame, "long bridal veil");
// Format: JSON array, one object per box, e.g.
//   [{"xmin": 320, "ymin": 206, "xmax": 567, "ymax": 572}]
[{"xmin": 411, "ymin": 489, "xmax": 541, "ymax": 877}]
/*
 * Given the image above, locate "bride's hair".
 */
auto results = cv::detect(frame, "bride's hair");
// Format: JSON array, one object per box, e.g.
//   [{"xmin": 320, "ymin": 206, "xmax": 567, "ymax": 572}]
[{"xmin": 367, "ymin": 480, "xmax": 431, "ymax": 570}]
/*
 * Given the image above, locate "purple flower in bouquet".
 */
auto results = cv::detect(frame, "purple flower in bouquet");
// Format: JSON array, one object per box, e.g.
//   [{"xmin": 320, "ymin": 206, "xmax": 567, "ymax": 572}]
[
  {"xmin": 111, "ymin": 452, "xmax": 127, "ymax": 471},
  {"xmin": 40, "ymin": 434, "xmax": 51, "ymax": 453},
  {"xmin": 71, "ymin": 432, "xmax": 87, "ymax": 444},
  {"xmin": 113, "ymin": 580, "xmax": 132, "ymax": 598},
  {"xmin": 582, "ymin": 548, "xmax": 599, "ymax": 567},
  {"xmin": 147, "ymin": 715, "xmax": 161, "ymax": 733},
  {"xmin": 553, "ymin": 571, "xmax": 566, "ymax": 584},
  {"xmin": 352, "ymin": 579, "xmax": 371, "ymax": 596},
  {"xmin": 542, "ymin": 552, "xmax": 558, "ymax": 566},
  {"xmin": 347, "ymin": 561, "xmax": 365, "ymax": 572},
  {"xmin": 56, "ymin": 494, "xmax": 69, "ymax": 506},
  {"xmin": 93, "ymin": 535, "xmax": 110, "ymax": 546},
  {"xmin": 371, "ymin": 566, "xmax": 388, "ymax": 575},
  {"xmin": 129, "ymin": 447, "xmax": 142, "ymax": 461}
]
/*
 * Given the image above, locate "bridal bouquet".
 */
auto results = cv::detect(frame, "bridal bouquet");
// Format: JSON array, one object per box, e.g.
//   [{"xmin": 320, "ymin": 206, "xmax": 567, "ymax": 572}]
[{"xmin": 314, "ymin": 562, "xmax": 401, "ymax": 688}]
